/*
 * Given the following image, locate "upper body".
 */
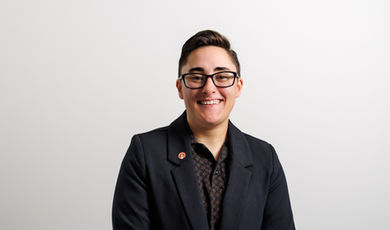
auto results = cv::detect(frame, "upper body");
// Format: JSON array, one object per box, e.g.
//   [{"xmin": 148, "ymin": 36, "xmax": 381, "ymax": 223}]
[
  {"xmin": 112, "ymin": 30, "xmax": 295, "ymax": 229},
  {"xmin": 112, "ymin": 112, "xmax": 295, "ymax": 230}
]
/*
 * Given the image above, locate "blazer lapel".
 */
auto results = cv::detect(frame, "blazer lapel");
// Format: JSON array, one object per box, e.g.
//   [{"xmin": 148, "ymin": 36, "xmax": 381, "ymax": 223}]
[
  {"xmin": 219, "ymin": 121, "xmax": 254, "ymax": 230},
  {"xmin": 167, "ymin": 112, "xmax": 209, "ymax": 230}
]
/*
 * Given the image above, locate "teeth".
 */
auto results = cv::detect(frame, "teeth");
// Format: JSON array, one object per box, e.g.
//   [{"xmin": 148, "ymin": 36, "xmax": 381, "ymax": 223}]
[{"xmin": 199, "ymin": 100, "xmax": 220, "ymax": 105}]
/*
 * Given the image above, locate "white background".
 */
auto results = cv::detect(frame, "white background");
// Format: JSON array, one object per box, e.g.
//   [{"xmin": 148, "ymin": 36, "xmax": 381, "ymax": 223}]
[{"xmin": 1, "ymin": 0, "xmax": 389, "ymax": 229}]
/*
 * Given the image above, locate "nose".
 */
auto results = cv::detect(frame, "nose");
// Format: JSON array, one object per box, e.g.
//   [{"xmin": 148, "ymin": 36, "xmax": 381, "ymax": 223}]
[{"xmin": 201, "ymin": 77, "xmax": 216, "ymax": 94}]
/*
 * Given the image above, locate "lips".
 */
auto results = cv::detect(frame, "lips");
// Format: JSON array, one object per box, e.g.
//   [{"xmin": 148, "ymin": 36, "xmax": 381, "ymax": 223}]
[{"xmin": 197, "ymin": 99, "xmax": 223, "ymax": 105}]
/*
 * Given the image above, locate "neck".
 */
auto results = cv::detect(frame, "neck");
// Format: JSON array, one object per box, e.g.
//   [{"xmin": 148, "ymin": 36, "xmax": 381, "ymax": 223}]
[{"xmin": 187, "ymin": 118, "xmax": 229, "ymax": 159}]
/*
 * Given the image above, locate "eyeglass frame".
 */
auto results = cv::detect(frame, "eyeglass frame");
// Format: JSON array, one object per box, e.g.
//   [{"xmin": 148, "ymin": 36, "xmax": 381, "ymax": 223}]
[{"xmin": 178, "ymin": 71, "xmax": 240, "ymax": 89}]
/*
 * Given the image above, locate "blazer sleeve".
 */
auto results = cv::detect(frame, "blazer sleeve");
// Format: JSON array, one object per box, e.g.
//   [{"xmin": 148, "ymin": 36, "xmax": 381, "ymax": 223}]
[
  {"xmin": 261, "ymin": 144, "xmax": 295, "ymax": 230},
  {"xmin": 112, "ymin": 135, "xmax": 151, "ymax": 230}
]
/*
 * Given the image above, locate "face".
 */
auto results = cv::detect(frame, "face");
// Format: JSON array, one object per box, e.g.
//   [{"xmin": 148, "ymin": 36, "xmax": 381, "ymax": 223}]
[{"xmin": 176, "ymin": 46, "xmax": 243, "ymax": 130}]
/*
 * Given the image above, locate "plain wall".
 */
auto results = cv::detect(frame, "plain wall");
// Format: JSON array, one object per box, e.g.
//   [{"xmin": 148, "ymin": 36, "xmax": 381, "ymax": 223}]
[{"xmin": 1, "ymin": 0, "xmax": 389, "ymax": 229}]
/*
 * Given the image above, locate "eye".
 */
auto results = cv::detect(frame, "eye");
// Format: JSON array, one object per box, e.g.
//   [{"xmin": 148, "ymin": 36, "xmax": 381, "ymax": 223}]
[
  {"xmin": 216, "ymin": 75, "xmax": 228, "ymax": 79},
  {"xmin": 186, "ymin": 74, "xmax": 204, "ymax": 82},
  {"xmin": 215, "ymin": 73, "xmax": 234, "ymax": 81}
]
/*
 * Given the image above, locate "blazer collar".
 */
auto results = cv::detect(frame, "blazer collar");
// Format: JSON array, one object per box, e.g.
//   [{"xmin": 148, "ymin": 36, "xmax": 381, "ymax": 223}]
[
  {"xmin": 167, "ymin": 111, "xmax": 209, "ymax": 230},
  {"xmin": 220, "ymin": 120, "xmax": 254, "ymax": 230},
  {"xmin": 167, "ymin": 111, "xmax": 193, "ymax": 165},
  {"xmin": 227, "ymin": 119, "xmax": 254, "ymax": 167}
]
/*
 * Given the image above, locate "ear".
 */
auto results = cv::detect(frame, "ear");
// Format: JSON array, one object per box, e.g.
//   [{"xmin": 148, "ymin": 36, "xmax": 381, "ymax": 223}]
[
  {"xmin": 235, "ymin": 77, "xmax": 243, "ymax": 98},
  {"xmin": 176, "ymin": 79, "xmax": 184, "ymax": 99}
]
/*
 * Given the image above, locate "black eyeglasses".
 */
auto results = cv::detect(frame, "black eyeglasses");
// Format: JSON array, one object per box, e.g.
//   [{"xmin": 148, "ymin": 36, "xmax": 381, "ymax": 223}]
[{"xmin": 178, "ymin": 71, "xmax": 239, "ymax": 89}]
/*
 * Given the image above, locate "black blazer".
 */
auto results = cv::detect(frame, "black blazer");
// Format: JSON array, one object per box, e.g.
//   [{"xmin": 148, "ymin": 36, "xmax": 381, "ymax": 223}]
[{"xmin": 112, "ymin": 112, "xmax": 295, "ymax": 230}]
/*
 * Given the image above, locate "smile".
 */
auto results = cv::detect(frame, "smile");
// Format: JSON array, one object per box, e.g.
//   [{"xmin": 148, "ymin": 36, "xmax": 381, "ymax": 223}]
[{"xmin": 197, "ymin": 99, "xmax": 222, "ymax": 105}]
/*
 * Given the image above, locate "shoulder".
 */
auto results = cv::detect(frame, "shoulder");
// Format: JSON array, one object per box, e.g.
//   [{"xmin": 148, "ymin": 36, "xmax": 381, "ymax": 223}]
[
  {"xmin": 240, "ymin": 132, "xmax": 278, "ymax": 168},
  {"xmin": 228, "ymin": 120, "xmax": 277, "ymax": 164},
  {"xmin": 124, "ymin": 126, "xmax": 169, "ymax": 162},
  {"xmin": 130, "ymin": 126, "xmax": 169, "ymax": 149},
  {"xmin": 126, "ymin": 125, "xmax": 169, "ymax": 149},
  {"xmin": 242, "ymin": 132, "xmax": 272, "ymax": 150},
  {"xmin": 232, "ymin": 126, "xmax": 275, "ymax": 156},
  {"xmin": 136, "ymin": 126, "xmax": 168, "ymax": 139}
]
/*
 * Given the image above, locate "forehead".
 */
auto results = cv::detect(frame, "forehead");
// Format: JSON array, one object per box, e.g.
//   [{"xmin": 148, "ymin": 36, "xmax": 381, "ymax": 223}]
[{"xmin": 182, "ymin": 46, "xmax": 236, "ymax": 73}]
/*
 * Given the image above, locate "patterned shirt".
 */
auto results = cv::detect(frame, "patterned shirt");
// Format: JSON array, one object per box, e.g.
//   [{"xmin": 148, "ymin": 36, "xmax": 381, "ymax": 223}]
[{"xmin": 191, "ymin": 139, "xmax": 229, "ymax": 230}]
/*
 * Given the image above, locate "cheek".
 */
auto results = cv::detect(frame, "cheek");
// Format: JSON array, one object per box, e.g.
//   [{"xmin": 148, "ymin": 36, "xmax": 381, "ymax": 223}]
[
  {"xmin": 219, "ymin": 89, "xmax": 235, "ymax": 100},
  {"xmin": 227, "ymin": 87, "xmax": 240, "ymax": 99},
  {"xmin": 183, "ymin": 91, "xmax": 197, "ymax": 104}
]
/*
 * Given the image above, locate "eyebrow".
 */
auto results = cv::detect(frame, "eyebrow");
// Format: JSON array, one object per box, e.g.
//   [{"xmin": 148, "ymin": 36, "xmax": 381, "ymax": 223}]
[{"xmin": 188, "ymin": 66, "xmax": 231, "ymax": 73}]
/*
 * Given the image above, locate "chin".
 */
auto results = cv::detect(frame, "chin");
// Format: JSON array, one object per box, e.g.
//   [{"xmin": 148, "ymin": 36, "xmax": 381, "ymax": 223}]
[
  {"xmin": 186, "ymin": 107, "xmax": 228, "ymax": 128},
  {"xmin": 198, "ymin": 114, "xmax": 226, "ymax": 127}
]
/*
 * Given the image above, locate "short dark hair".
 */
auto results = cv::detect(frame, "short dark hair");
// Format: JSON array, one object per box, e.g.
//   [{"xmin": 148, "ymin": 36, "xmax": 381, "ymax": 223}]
[{"xmin": 178, "ymin": 30, "xmax": 240, "ymax": 76}]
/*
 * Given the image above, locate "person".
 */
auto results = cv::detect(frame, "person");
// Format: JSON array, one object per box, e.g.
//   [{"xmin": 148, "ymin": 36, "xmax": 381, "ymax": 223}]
[{"xmin": 112, "ymin": 30, "xmax": 295, "ymax": 230}]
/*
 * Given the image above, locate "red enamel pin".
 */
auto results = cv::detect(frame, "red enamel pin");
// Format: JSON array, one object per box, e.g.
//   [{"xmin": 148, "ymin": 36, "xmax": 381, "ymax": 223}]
[{"xmin": 178, "ymin": 152, "xmax": 186, "ymax": 160}]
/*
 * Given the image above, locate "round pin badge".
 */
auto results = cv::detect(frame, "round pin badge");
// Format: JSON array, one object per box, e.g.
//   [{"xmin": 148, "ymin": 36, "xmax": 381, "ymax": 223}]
[{"xmin": 178, "ymin": 152, "xmax": 186, "ymax": 160}]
